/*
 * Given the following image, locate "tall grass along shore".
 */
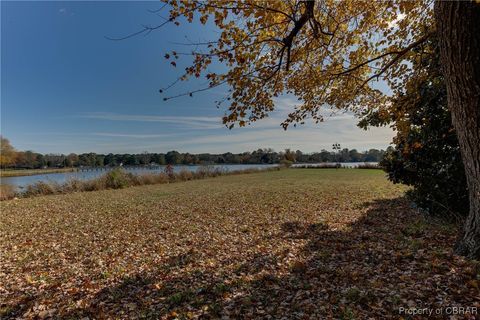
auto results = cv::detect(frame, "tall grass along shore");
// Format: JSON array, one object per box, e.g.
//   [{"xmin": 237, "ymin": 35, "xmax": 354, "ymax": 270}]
[{"xmin": 0, "ymin": 166, "xmax": 279, "ymax": 201}]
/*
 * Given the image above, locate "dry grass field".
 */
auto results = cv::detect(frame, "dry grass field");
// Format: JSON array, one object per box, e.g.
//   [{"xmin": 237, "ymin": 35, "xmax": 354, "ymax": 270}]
[{"xmin": 1, "ymin": 169, "xmax": 478, "ymax": 319}]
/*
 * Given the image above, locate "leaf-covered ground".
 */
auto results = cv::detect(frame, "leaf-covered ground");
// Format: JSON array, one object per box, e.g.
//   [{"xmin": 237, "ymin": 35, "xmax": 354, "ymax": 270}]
[{"xmin": 1, "ymin": 169, "xmax": 478, "ymax": 319}]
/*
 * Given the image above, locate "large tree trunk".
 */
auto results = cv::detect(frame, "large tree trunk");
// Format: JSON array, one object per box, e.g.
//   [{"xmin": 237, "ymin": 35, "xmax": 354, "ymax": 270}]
[{"xmin": 435, "ymin": 1, "xmax": 480, "ymax": 259}]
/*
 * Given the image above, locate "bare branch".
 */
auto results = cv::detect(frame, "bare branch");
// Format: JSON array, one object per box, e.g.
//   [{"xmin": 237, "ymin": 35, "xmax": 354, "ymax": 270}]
[
  {"xmin": 147, "ymin": 2, "xmax": 168, "ymax": 14},
  {"xmin": 360, "ymin": 32, "xmax": 434, "ymax": 84},
  {"xmin": 105, "ymin": 4, "xmax": 202, "ymax": 41},
  {"xmin": 332, "ymin": 32, "xmax": 434, "ymax": 77},
  {"xmin": 105, "ymin": 20, "xmax": 173, "ymax": 41}
]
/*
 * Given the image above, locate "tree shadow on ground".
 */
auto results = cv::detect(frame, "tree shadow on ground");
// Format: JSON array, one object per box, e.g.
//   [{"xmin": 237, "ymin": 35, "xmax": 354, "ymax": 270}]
[{"xmin": 9, "ymin": 197, "xmax": 477, "ymax": 319}]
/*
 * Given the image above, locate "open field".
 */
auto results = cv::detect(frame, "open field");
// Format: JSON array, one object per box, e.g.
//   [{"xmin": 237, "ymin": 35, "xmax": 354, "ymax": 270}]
[
  {"xmin": 1, "ymin": 169, "xmax": 478, "ymax": 319},
  {"xmin": 0, "ymin": 168, "xmax": 77, "ymax": 178}
]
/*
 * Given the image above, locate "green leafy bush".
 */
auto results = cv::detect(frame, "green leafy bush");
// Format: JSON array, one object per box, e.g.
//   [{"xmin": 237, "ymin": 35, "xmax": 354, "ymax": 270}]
[
  {"xmin": 103, "ymin": 168, "xmax": 134, "ymax": 189},
  {"xmin": 360, "ymin": 41, "xmax": 468, "ymax": 219}
]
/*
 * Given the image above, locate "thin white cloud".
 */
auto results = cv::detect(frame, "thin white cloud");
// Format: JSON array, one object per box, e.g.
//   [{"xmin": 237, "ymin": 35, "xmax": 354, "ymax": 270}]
[
  {"xmin": 91, "ymin": 132, "xmax": 176, "ymax": 139},
  {"xmin": 80, "ymin": 112, "xmax": 224, "ymax": 129}
]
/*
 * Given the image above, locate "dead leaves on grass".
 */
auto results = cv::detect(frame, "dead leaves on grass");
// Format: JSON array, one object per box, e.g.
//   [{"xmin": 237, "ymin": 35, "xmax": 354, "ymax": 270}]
[{"xmin": 0, "ymin": 170, "xmax": 479, "ymax": 319}]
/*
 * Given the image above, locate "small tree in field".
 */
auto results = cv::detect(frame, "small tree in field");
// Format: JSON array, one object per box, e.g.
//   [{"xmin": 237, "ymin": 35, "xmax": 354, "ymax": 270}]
[{"xmin": 0, "ymin": 137, "xmax": 17, "ymax": 168}]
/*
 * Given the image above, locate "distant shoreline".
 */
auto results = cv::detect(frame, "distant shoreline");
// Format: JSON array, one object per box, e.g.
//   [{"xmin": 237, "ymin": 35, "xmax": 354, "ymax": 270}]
[
  {"xmin": 0, "ymin": 168, "xmax": 78, "ymax": 177},
  {"xmin": 0, "ymin": 162, "xmax": 380, "ymax": 178}
]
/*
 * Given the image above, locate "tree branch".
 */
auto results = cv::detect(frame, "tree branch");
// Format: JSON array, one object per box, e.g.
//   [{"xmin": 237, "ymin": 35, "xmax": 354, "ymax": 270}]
[{"xmin": 332, "ymin": 32, "xmax": 434, "ymax": 77}]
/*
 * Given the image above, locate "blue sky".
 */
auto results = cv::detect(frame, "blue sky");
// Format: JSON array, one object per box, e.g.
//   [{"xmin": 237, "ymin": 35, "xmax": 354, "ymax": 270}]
[{"xmin": 1, "ymin": 1, "xmax": 394, "ymax": 154}]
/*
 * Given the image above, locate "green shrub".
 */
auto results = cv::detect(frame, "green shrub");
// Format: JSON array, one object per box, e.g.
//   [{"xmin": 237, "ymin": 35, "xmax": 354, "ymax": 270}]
[
  {"xmin": 360, "ymin": 40, "xmax": 468, "ymax": 220},
  {"xmin": 378, "ymin": 77, "xmax": 468, "ymax": 219},
  {"xmin": 103, "ymin": 168, "xmax": 133, "ymax": 189}
]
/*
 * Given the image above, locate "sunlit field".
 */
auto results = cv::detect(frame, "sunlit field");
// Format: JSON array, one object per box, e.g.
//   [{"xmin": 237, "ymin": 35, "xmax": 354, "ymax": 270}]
[{"xmin": 1, "ymin": 169, "xmax": 477, "ymax": 319}]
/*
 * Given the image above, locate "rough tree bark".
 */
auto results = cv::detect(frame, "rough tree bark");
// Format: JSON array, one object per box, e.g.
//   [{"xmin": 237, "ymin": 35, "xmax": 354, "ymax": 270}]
[{"xmin": 435, "ymin": 1, "xmax": 480, "ymax": 259}]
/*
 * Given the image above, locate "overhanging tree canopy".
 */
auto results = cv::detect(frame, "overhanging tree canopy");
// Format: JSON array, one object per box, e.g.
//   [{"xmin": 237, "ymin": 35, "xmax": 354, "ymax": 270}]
[{"xmin": 113, "ymin": 0, "xmax": 480, "ymax": 259}]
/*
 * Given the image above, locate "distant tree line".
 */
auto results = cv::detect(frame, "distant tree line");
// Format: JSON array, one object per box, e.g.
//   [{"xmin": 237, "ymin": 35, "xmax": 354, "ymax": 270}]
[{"xmin": 0, "ymin": 140, "xmax": 385, "ymax": 169}]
